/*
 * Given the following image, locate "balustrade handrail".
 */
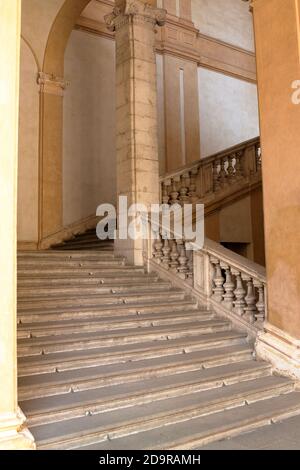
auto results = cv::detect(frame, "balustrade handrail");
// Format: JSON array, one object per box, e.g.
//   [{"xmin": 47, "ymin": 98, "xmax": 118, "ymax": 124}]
[
  {"xmin": 160, "ymin": 136, "xmax": 260, "ymax": 183},
  {"xmin": 193, "ymin": 237, "xmax": 266, "ymax": 283}
]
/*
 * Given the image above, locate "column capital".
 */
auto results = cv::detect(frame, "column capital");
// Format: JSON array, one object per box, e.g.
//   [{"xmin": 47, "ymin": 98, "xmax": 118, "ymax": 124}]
[
  {"xmin": 104, "ymin": 0, "xmax": 166, "ymax": 32},
  {"xmin": 37, "ymin": 72, "xmax": 69, "ymax": 96}
]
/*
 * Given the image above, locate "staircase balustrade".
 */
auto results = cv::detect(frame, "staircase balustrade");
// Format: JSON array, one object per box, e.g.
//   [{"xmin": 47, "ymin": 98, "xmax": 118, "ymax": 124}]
[
  {"xmin": 145, "ymin": 135, "xmax": 266, "ymax": 332},
  {"xmin": 160, "ymin": 137, "xmax": 261, "ymax": 207},
  {"xmin": 146, "ymin": 224, "xmax": 267, "ymax": 333}
]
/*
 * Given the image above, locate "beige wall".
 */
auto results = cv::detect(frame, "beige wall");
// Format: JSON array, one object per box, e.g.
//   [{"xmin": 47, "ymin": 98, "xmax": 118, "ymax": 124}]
[
  {"xmin": 191, "ymin": 0, "xmax": 255, "ymax": 52},
  {"xmin": 253, "ymin": 0, "xmax": 300, "ymax": 339},
  {"xmin": 198, "ymin": 67, "xmax": 259, "ymax": 157},
  {"xmin": 205, "ymin": 191, "xmax": 265, "ymax": 265},
  {"xmin": 63, "ymin": 30, "xmax": 116, "ymax": 226},
  {"xmin": 17, "ymin": 39, "xmax": 39, "ymax": 242}
]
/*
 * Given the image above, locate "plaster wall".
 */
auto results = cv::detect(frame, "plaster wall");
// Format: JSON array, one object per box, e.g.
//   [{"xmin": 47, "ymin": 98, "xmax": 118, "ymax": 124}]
[
  {"xmin": 198, "ymin": 67, "xmax": 259, "ymax": 157},
  {"xmin": 63, "ymin": 30, "xmax": 116, "ymax": 226},
  {"xmin": 191, "ymin": 0, "xmax": 255, "ymax": 52}
]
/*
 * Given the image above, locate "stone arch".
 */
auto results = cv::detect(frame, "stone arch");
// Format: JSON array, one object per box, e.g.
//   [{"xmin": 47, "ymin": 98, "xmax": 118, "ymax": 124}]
[
  {"xmin": 43, "ymin": 0, "xmax": 91, "ymax": 76},
  {"xmin": 38, "ymin": 0, "xmax": 93, "ymax": 244}
]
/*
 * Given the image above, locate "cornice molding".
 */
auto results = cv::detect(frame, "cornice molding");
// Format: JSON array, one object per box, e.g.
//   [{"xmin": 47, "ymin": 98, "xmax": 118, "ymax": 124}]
[{"xmin": 76, "ymin": 1, "xmax": 256, "ymax": 83}]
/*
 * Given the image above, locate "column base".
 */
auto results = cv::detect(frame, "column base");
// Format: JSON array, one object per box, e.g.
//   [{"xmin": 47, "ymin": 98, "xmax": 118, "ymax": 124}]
[
  {"xmin": 0, "ymin": 408, "xmax": 35, "ymax": 450},
  {"xmin": 256, "ymin": 322, "xmax": 300, "ymax": 381},
  {"xmin": 114, "ymin": 238, "xmax": 144, "ymax": 266}
]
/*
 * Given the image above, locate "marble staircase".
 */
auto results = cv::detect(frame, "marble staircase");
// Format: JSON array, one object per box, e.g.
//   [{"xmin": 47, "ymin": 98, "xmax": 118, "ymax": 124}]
[{"xmin": 17, "ymin": 232, "xmax": 300, "ymax": 450}]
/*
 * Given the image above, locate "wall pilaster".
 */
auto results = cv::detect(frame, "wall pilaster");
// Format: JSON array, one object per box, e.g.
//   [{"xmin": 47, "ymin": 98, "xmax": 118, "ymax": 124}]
[{"xmin": 38, "ymin": 73, "xmax": 69, "ymax": 241}]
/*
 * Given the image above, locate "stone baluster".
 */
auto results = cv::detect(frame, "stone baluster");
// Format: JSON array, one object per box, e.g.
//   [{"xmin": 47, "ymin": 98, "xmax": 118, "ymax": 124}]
[
  {"xmin": 227, "ymin": 154, "xmax": 235, "ymax": 184},
  {"xmin": 153, "ymin": 233, "xmax": 163, "ymax": 263},
  {"xmin": 186, "ymin": 247, "xmax": 194, "ymax": 280},
  {"xmin": 169, "ymin": 240, "xmax": 180, "ymax": 271},
  {"xmin": 179, "ymin": 174, "xmax": 190, "ymax": 205},
  {"xmin": 235, "ymin": 151, "xmax": 244, "ymax": 180},
  {"xmin": 188, "ymin": 167, "xmax": 199, "ymax": 202},
  {"xmin": 256, "ymin": 144, "xmax": 262, "ymax": 173},
  {"xmin": 177, "ymin": 242, "xmax": 189, "ymax": 278},
  {"xmin": 211, "ymin": 258, "xmax": 225, "ymax": 302},
  {"xmin": 169, "ymin": 179, "xmax": 179, "ymax": 205},
  {"xmin": 162, "ymin": 238, "xmax": 171, "ymax": 269},
  {"xmin": 232, "ymin": 270, "xmax": 246, "ymax": 315},
  {"xmin": 254, "ymin": 280, "xmax": 265, "ymax": 322},
  {"xmin": 221, "ymin": 264, "xmax": 235, "ymax": 310},
  {"xmin": 213, "ymin": 159, "xmax": 221, "ymax": 192},
  {"xmin": 219, "ymin": 157, "xmax": 228, "ymax": 187},
  {"xmin": 162, "ymin": 182, "xmax": 170, "ymax": 205},
  {"xmin": 243, "ymin": 275, "xmax": 257, "ymax": 324}
]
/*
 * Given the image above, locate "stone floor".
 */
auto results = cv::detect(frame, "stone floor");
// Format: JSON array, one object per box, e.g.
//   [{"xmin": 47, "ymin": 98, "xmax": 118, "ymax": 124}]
[{"xmin": 199, "ymin": 414, "xmax": 300, "ymax": 450}]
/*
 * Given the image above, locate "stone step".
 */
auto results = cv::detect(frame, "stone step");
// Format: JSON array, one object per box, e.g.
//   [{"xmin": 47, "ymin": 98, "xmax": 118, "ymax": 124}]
[
  {"xmin": 17, "ymin": 320, "xmax": 231, "ymax": 356},
  {"xmin": 22, "ymin": 360, "xmax": 272, "ymax": 426},
  {"xmin": 18, "ymin": 258, "xmax": 125, "ymax": 268},
  {"xmin": 17, "ymin": 299, "xmax": 199, "ymax": 323},
  {"xmin": 55, "ymin": 233, "xmax": 101, "ymax": 243},
  {"xmin": 31, "ymin": 375, "xmax": 294, "ymax": 450},
  {"xmin": 17, "ymin": 281, "xmax": 172, "ymax": 298},
  {"xmin": 18, "ymin": 331, "xmax": 245, "ymax": 376},
  {"xmin": 75, "ymin": 391, "xmax": 300, "ymax": 450},
  {"xmin": 57, "ymin": 239, "xmax": 105, "ymax": 247},
  {"xmin": 17, "ymin": 266, "xmax": 146, "ymax": 276},
  {"xmin": 18, "ymin": 250, "xmax": 116, "ymax": 260},
  {"xmin": 56, "ymin": 234, "xmax": 102, "ymax": 243},
  {"xmin": 17, "ymin": 289, "xmax": 187, "ymax": 311},
  {"xmin": 18, "ymin": 346, "xmax": 254, "ymax": 400},
  {"xmin": 17, "ymin": 309, "xmax": 215, "ymax": 339},
  {"xmin": 17, "ymin": 274, "xmax": 160, "ymax": 287},
  {"xmin": 54, "ymin": 243, "xmax": 113, "ymax": 250}
]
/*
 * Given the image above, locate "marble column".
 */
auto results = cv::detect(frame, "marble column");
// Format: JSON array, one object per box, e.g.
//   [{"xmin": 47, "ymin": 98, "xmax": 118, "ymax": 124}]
[
  {"xmin": 252, "ymin": 0, "xmax": 300, "ymax": 379},
  {"xmin": 0, "ymin": 0, "xmax": 35, "ymax": 449},
  {"xmin": 105, "ymin": 0, "xmax": 166, "ymax": 265}
]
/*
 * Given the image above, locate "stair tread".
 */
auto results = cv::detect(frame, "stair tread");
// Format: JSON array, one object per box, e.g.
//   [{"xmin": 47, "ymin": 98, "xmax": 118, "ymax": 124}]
[
  {"xmin": 18, "ymin": 319, "xmax": 231, "ymax": 345},
  {"xmin": 17, "ymin": 299, "xmax": 199, "ymax": 319},
  {"xmin": 18, "ymin": 345, "xmax": 253, "ymax": 389},
  {"xmin": 75, "ymin": 391, "xmax": 300, "ymax": 450},
  {"xmin": 18, "ymin": 279, "xmax": 159, "ymax": 288},
  {"xmin": 18, "ymin": 265, "xmax": 143, "ymax": 273},
  {"xmin": 18, "ymin": 276, "xmax": 159, "ymax": 286},
  {"xmin": 18, "ymin": 331, "xmax": 247, "ymax": 371},
  {"xmin": 54, "ymin": 243, "xmax": 113, "ymax": 249},
  {"xmin": 33, "ymin": 375, "xmax": 293, "ymax": 448},
  {"xmin": 17, "ymin": 309, "xmax": 215, "ymax": 333},
  {"xmin": 17, "ymin": 289, "xmax": 186, "ymax": 311},
  {"xmin": 21, "ymin": 360, "xmax": 271, "ymax": 416},
  {"xmin": 17, "ymin": 282, "xmax": 172, "ymax": 297}
]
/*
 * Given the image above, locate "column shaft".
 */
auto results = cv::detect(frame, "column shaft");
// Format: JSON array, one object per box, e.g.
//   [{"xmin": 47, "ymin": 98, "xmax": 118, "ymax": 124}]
[
  {"xmin": 106, "ymin": 0, "xmax": 166, "ymax": 264},
  {"xmin": 0, "ymin": 0, "xmax": 34, "ymax": 449}
]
